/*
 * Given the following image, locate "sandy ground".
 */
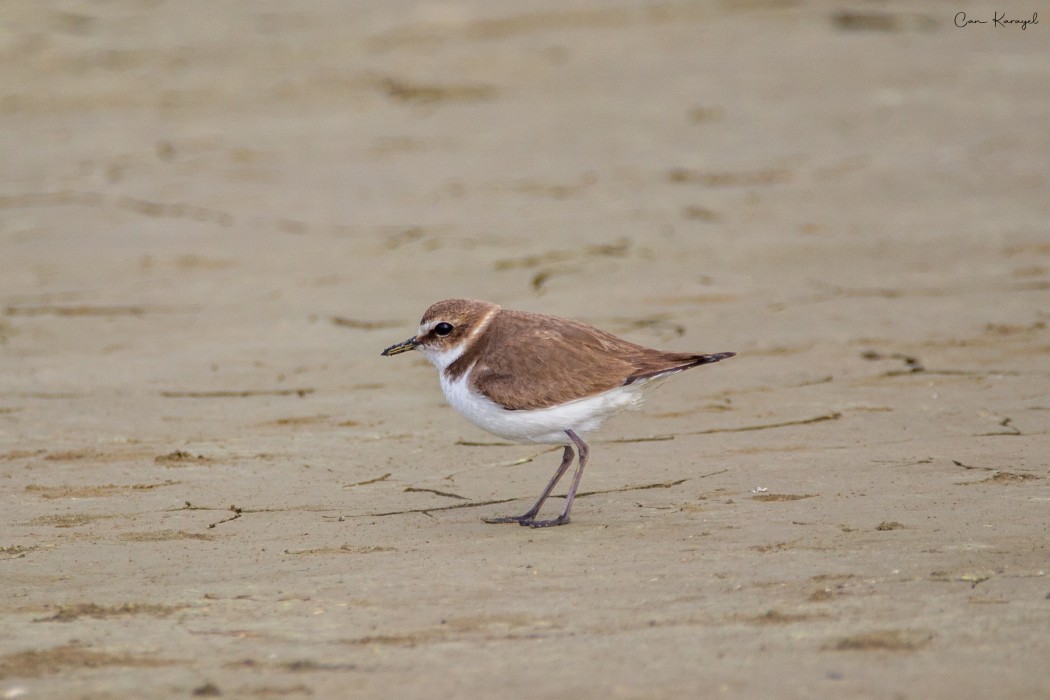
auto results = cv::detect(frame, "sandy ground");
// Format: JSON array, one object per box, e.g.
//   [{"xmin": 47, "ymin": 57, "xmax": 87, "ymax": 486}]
[{"xmin": 2, "ymin": 1, "xmax": 1049, "ymax": 698}]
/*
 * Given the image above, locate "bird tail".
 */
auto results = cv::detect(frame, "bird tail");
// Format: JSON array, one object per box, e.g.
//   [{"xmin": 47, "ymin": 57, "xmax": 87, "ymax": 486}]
[
  {"xmin": 690, "ymin": 351, "xmax": 736, "ymax": 367},
  {"xmin": 625, "ymin": 351, "xmax": 735, "ymax": 384}
]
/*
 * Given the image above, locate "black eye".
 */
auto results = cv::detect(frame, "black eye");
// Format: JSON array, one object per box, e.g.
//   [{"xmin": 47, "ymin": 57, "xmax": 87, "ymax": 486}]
[{"xmin": 434, "ymin": 322, "xmax": 454, "ymax": 337}]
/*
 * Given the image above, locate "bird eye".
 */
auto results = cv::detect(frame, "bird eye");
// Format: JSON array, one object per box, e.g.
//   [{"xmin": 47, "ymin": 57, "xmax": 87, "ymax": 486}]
[{"xmin": 434, "ymin": 322, "xmax": 454, "ymax": 337}]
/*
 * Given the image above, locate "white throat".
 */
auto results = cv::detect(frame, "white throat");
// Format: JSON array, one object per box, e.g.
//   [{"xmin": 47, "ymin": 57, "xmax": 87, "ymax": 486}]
[{"xmin": 418, "ymin": 341, "xmax": 468, "ymax": 372}]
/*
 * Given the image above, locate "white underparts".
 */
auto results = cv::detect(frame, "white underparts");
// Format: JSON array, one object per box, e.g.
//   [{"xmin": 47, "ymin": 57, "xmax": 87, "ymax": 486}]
[{"xmin": 438, "ymin": 366, "xmax": 649, "ymax": 445}]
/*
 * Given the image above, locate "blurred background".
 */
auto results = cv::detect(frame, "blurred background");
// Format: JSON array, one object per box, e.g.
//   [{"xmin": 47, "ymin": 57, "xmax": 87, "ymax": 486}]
[
  {"xmin": 4, "ymin": 1, "xmax": 1046, "ymax": 421},
  {"xmin": 4, "ymin": 1, "xmax": 1048, "ymax": 441}
]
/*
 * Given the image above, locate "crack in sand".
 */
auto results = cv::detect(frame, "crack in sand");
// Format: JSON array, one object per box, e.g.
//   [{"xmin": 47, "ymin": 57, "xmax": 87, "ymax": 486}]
[
  {"xmin": 167, "ymin": 502, "xmax": 337, "ymax": 529},
  {"xmin": 34, "ymin": 602, "xmax": 188, "ymax": 623},
  {"xmin": 359, "ymin": 477, "xmax": 702, "ymax": 518},
  {"xmin": 404, "ymin": 486, "xmax": 468, "ymax": 500},
  {"xmin": 160, "ymin": 388, "xmax": 315, "ymax": 398},
  {"xmin": 683, "ymin": 412, "xmax": 842, "ymax": 435},
  {"xmin": 0, "ymin": 643, "xmax": 180, "ymax": 678},
  {"xmin": 342, "ymin": 473, "xmax": 392, "ymax": 488}
]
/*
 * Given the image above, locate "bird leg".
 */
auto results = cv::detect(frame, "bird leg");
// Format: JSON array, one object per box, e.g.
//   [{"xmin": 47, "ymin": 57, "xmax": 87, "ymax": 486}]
[
  {"xmin": 483, "ymin": 445, "xmax": 574, "ymax": 525},
  {"xmin": 523, "ymin": 429, "xmax": 589, "ymax": 528}
]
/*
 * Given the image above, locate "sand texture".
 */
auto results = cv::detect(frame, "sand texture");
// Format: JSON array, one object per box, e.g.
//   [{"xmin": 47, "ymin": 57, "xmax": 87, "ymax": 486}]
[{"xmin": 2, "ymin": 1, "xmax": 1049, "ymax": 698}]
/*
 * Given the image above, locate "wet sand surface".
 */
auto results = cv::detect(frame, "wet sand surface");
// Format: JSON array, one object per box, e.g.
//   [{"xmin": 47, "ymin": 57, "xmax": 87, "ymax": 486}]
[{"xmin": 2, "ymin": 1, "xmax": 1049, "ymax": 698}]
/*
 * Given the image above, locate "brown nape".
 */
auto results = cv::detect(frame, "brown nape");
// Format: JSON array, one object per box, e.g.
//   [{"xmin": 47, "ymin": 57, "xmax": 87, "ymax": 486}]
[{"xmin": 449, "ymin": 308, "xmax": 733, "ymax": 411}]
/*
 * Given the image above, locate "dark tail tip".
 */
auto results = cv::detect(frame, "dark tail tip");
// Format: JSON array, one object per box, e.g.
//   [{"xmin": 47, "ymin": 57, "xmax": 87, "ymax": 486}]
[{"xmin": 693, "ymin": 351, "xmax": 736, "ymax": 366}]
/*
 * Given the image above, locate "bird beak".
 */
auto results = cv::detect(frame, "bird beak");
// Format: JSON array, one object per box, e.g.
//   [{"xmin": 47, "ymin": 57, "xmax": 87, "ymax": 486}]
[{"xmin": 381, "ymin": 336, "xmax": 419, "ymax": 356}]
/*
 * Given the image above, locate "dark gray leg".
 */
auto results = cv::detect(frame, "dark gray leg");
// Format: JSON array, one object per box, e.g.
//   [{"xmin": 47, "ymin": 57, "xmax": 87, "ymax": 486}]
[
  {"xmin": 525, "ymin": 429, "xmax": 589, "ymax": 528},
  {"xmin": 483, "ymin": 445, "xmax": 574, "ymax": 525}
]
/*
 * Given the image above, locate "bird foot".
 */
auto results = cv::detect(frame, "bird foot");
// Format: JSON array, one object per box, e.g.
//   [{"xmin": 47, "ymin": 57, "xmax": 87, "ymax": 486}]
[
  {"xmin": 482, "ymin": 514, "xmax": 535, "ymax": 525},
  {"xmin": 521, "ymin": 515, "xmax": 570, "ymax": 528},
  {"xmin": 482, "ymin": 513, "xmax": 570, "ymax": 527}
]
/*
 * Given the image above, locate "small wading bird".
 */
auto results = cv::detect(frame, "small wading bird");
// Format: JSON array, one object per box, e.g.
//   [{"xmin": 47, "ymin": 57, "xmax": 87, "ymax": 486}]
[{"xmin": 382, "ymin": 299, "xmax": 734, "ymax": 527}]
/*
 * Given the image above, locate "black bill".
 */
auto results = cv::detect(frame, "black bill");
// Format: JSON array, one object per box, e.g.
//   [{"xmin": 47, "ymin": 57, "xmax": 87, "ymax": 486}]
[{"xmin": 381, "ymin": 337, "xmax": 419, "ymax": 356}]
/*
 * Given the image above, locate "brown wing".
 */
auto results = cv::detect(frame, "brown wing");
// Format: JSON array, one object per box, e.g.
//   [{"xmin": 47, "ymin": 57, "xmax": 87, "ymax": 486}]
[{"xmin": 458, "ymin": 309, "xmax": 717, "ymax": 410}]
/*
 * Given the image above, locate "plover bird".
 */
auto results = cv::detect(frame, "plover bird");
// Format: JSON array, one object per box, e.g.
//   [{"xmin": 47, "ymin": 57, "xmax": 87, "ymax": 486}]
[{"xmin": 381, "ymin": 299, "xmax": 734, "ymax": 527}]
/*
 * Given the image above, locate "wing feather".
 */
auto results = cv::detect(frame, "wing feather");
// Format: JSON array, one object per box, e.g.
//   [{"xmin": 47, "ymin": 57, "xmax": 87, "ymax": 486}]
[{"xmin": 467, "ymin": 310, "xmax": 715, "ymax": 410}]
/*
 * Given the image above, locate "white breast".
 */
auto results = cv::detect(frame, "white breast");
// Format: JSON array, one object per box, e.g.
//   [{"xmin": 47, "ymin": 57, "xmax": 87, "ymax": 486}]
[{"xmin": 438, "ymin": 367, "xmax": 646, "ymax": 445}]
